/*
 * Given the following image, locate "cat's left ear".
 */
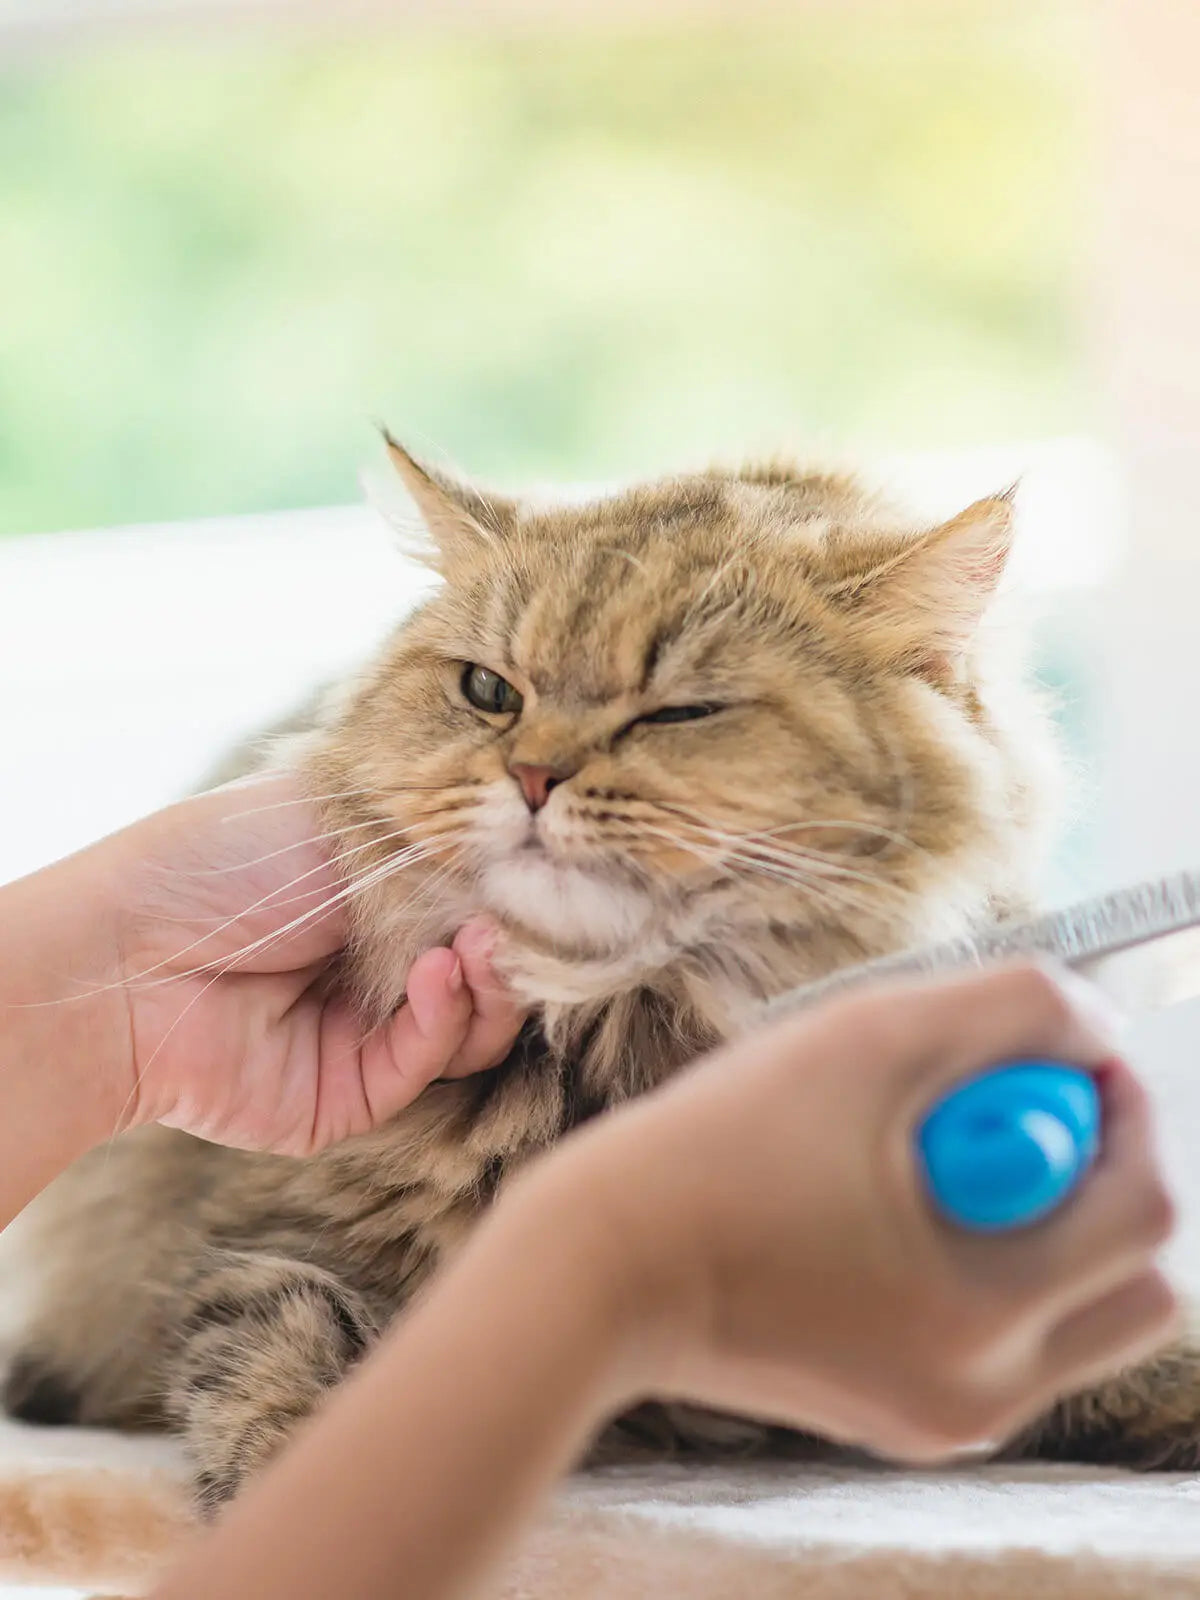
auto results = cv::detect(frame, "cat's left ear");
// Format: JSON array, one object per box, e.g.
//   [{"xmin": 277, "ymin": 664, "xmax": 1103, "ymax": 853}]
[
  {"xmin": 374, "ymin": 429, "xmax": 517, "ymax": 574},
  {"xmin": 830, "ymin": 490, "xmax": 1016, "ymax": 679}
]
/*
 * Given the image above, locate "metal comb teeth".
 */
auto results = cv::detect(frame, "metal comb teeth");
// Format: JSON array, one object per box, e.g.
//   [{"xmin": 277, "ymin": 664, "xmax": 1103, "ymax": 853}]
[{"xmin": 761, "ymin": 867, "xmax": 1200, "ymax": 1020}]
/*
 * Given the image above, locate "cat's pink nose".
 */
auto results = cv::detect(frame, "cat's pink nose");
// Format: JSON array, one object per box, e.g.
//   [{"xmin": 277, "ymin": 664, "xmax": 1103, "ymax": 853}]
[{"xmin": 510, "ymin": 763, "xmax": 569, "ymax": 813}]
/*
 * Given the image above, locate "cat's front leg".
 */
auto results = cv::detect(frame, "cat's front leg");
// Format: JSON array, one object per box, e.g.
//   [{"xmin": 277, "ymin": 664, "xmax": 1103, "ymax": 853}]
[
  {"xmin": 168, "ymin": 1250, "xmax": 377, "ymax": 1512},
  {"xmin": 1014, "ymin": 1341, "xmax": 1200, "ymax": 1470}
]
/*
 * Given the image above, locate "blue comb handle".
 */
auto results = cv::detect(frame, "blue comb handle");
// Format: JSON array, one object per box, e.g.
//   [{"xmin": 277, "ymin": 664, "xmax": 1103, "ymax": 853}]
[{"xmin": 917, "ymin": 1063, "xmax": 1101, "ymax": 1233}]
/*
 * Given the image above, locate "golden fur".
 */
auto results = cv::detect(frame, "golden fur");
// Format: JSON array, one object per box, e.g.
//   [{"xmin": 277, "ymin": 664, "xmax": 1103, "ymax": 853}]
[{"xmin": 5, "ymin": 446, "xmax": 1193, "ymax": 1506}]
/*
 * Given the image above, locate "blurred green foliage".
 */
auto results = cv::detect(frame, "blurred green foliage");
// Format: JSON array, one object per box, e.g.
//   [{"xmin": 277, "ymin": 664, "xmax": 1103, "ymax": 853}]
[{"xmin": 0, "ymin": 10, "xmax": 1087, "ymax": 535}]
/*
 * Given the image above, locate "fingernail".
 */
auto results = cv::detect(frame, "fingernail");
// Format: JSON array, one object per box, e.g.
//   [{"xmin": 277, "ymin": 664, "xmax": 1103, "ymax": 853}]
[
  {"xmin": 1058, "ymin": 969, "xmax": 1129, "ymax": 1043},
  {"xmin": 447, "ymin": 956, "xmax": 464, "ymax": 994},
  {"xmin": 950, "ymin": 1439, "xmax": 999, "ymax": 1461}
]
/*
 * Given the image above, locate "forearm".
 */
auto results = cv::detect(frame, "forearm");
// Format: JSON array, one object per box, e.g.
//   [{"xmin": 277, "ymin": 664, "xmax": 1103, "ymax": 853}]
[
  {"xmin": 0, "ymin": 847, "xmax": 131, "ymax": 1225},
  {"xmin": 152, "ymin": 1159, "xmax": 640, "ymax": 1600}
]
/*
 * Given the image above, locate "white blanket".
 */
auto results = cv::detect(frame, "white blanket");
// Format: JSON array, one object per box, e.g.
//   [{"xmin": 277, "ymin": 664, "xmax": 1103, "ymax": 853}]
[{"xmin": 0, "ymin": 1416, "xmax": 1198, "ymax": 1598}]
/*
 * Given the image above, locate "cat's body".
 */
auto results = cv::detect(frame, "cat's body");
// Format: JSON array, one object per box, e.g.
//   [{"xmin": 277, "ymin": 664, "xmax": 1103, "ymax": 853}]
[{"xmin": 7, "ymin": 448, "xmax": 1198, "ymax": 1505}]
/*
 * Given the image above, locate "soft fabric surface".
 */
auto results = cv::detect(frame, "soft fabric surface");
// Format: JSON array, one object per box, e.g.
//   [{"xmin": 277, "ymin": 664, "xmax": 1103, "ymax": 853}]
[{"xmin": 0, "ymin": 1417, "xmax": 1197, "ymax": 1597}]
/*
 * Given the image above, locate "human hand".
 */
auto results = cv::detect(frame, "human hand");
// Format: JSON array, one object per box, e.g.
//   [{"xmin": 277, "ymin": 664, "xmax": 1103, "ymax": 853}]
[
  {"xmin": 530, "ymin": 964, "xmax": 1177, "ymax": 1463},
  {"xmin": 93, "ymin": 775, "xmax": 525, "ymax": 1154}
]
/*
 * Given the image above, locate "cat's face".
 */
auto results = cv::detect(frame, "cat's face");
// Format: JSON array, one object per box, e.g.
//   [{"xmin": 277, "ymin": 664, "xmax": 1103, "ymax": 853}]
[{"xmin": 304, "ymin": 445, "xmax": 1054, "ymax": 1020}]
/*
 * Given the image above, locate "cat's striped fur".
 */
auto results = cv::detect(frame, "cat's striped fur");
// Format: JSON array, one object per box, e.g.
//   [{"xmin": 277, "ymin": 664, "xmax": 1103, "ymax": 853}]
[{"xmin": 8, "ymin": 445, "xmax": 1196, "ymax": 1507}]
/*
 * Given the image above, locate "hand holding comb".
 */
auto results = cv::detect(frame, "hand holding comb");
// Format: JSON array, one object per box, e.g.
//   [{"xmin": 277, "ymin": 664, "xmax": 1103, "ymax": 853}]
[{"xmin": 763, "ymin": 869, "xmax": 1200, "ymax": 1233}]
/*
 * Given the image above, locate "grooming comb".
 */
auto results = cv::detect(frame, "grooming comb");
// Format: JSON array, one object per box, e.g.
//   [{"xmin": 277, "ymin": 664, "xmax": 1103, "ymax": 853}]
[{"xmin": 762, "ymin": 868, "xmax": 1200, "ymax": 1233}]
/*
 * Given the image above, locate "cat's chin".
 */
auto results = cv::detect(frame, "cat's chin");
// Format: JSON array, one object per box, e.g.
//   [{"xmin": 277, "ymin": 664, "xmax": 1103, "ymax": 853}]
[{"xmin": 481, "ymin": 854, "xmax": 656, "ymax": 951}]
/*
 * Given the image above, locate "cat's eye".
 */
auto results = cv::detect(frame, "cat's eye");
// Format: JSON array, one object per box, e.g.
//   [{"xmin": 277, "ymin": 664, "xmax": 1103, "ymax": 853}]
[
  {"xmin": 637, "ymin": 704, "xmax": 722, "ymax": 726},
  {"xmin": 462, "ymin": 663, "xmax": 524, "ymax": 717}
]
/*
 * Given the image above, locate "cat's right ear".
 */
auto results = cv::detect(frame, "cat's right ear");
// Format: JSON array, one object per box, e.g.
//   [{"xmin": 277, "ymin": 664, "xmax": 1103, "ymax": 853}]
[{"xmin": 371, "ymin": 429, "xmax": 517, "ymax": 574}]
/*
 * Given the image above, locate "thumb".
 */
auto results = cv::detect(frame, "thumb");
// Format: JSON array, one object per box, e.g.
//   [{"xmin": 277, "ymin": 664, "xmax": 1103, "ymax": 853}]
[{"xmin": 357, "ymin": 948, "xmax": 475, "ymax": 1126}]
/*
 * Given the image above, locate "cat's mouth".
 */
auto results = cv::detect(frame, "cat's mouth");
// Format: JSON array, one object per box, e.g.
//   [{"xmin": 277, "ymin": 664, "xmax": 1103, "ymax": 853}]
[
  {"xmin": 466, "ymin": 793, "xmax": 665, "ymax": 952},
  {"xmin": 508, "ymin": 814, "xmax": 612, "ymax": 873},
  {"xmin": 480, "ymin": 847, "xmax": 657, "ymax": 950}
]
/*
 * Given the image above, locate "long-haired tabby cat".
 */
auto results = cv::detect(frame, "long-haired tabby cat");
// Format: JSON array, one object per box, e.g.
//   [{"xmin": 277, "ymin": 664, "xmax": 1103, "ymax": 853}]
[{"xmin": 6, "ymin": 441, "xmax": 1197, "ymax": 1506}]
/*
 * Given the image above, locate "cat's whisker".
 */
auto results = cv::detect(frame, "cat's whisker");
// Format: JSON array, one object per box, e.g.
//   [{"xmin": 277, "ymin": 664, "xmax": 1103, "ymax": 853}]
[
  {"xmin": 639, "ymin": 823, "xmax": 883, "ymax": 922},
  {"xmin": 324, "ymin": 824, "xmax": 429, "ymax": 871},
  {"xmin": 632, "ymin": 818, "xmax": 892, "ymax": 920},
  {"xmin": 402, "ymin": 851, "xmax": 469, "ymax": 911},
  {"xmin": 724, "ymin": 858, "xmax": 883, "ymax": 916},
  {"xmin": 116, "ymin": 838, "xmax": 458, "ymax": 995},
  {"xmin": 643, "ymin": 812, "xmax": 896, "ymax": 902},
  {"xmin": 108, "ymin": 962, "xmax": 240, "ymax": 1143},
  {"xmin": 594, "ymin": 544, "xmax": 649, "ymax": 576},
  {"xmin": 227, "ymin": 847, "xmax": 479, "ymax": 1042},
  {"xmin": 643, "ymin": 800, "xmax": 914, "ymax": 896},
  {"xmin": 682, "ymin": 547, "xmax": 745, "ymax": 625},
  {"xmin": 12, "ymin": 849, "xmax": 365, "ymax": 1010},
  {"xmin": 637, "ymin": 804, "xmax": 857, "ymax": 902},
  {"xmin": 98, "ymin": 823, "xmax": 437, "ymax": 928},
  {"xmin": 155, "ymin": 821, "xmax": 470, "ymax": 992},
  {"xmin": 753, "ymin": 818, "xmax": 919, "ymax": 851},
  {"xmin": 167, "ymin": 840, "xmax": 433, "ymax": 973},
  {"xmin": 103, "ymin": 840, "xmax": 467, "ymax": 1132},
  {"xmin": 214, "ymin": 785, "xmax": 386, "ymax": 820},
  {"xmin": 354, "ymin": 837, "xmax": 467, "ymax": 921},
  {"xmin": 147, "ymin": 840, "xmax": 461, "ymax": 988},
  {"xmin": 627, "ymin": 824, "xmax": 739, "ymax": 883},
  {"xmin": 651, "ymin": 798, "xmax": 916, "ymax": 861},
  {"xmin": 213, "ymin": 781, "xmax": 471, "ymax": 826},
  {"xmin": 720, "ymin": 836, "xmax": 901, "ymax": 896},
  {"xmin": 375, "ymin": 781, "xmax": 486, "ymax": 803},
  {"xmin": 259, "ymin": 842, "xmax": 466, "ymax": 972},
  {"xmin": 197, "ymin": 825, "xmax": 441, "ymax": 919},
  {"xmin": 108, "ymin": 843, "xmax": 437, "ymax": 1134},
  {"xmin": 705, "ymin": 838, "xmax": 894, "ymax": 909},
  {"xmin": 171, "ymin": 820, "xmax": 386, "ymax": 878}
]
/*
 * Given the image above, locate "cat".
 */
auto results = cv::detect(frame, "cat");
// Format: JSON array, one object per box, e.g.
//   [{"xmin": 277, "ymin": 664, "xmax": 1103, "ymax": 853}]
[{"xmin": 5, "ymin": 440, "xmax": 1196, "ymax": 1509}]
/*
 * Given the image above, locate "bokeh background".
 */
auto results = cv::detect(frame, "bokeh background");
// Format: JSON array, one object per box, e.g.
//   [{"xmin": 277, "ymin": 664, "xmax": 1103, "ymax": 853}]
[{"xmin": 3, "ymin": 7, "xmax": 1089, "ymax": 535}]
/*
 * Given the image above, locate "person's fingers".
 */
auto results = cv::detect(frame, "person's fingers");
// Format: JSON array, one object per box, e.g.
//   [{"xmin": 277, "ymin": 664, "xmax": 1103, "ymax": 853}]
[
  {"xmin": 1028, "ymin": 1062, "xmax": 1174, "ymax": 1307},
  {"xmin": 310, "ymin": 927, "xmax": 521, "ymax": 1142},
  {"xmin": 965, "ymin": 1271, "xmax": 1183, "ymax": 1451},
  {"xmin": 358, "ymin": 947, "xmax": 475, "ymax": 1121},
  {"xmin": 862, "ymin": 1269, "xmax": 1179, "ymax": 1467},
  {"xmin": 1040, "ymin": 1269, "xmax": 1180, "ymax": 1393},
  {"xmin": 947, "ymin": 1057, "xmax": 1176, "ymax": 1318},
  {"xmin": 440, "ymin": 921, "xmax": 528, "ymax": 1077},
  {"xmin": 833, "ymin": 960, "xmax": 1126, "ymax": 1118}
]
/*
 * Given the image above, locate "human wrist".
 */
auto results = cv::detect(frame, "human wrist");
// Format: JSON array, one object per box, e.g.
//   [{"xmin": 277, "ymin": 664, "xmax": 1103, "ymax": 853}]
[{"xmin": 493, "ymin": 1120, "xmax": 701, "ymax": 1416}]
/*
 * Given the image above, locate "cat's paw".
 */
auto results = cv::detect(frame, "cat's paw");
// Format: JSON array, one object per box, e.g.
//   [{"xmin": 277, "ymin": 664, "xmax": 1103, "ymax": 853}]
[
  {"xmin": 171, "ymin": 1255, "xmax": 376, "ymax": 1512},
  {"xmin": 3, "ymin": 1351, "xmax": 83, "ymax": 1427},
  {"xmin": 189, "ymin": 1411, "xmax": 296, "ymax": 1517},
  {"xmin": 194, "ymin": 1467, "xmax": 241, "ymax": 1519}
]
